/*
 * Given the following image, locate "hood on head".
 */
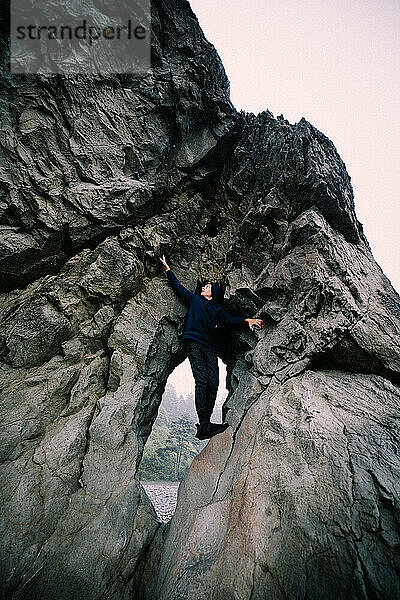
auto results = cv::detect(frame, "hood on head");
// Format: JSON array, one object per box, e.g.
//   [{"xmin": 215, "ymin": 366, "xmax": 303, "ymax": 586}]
[
  {"xmin": 196, "ymin": 279, "xmax": 224, "ymax": 304},
  {"xmin": 210, "ymin": 282, "xmax": 223, "ymax": 304}
]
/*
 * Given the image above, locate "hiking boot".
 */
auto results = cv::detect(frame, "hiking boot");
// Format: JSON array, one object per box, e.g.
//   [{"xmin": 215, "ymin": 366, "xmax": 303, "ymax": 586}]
[{"xmin": 195, "ymin": 422, "xmax": 229, "ymax": 440}]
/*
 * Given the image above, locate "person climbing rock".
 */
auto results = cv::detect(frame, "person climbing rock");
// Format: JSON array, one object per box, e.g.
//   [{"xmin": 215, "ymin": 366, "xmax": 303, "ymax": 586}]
[{"xmin": 160, "ymin": 255, "xmax": 264, "ymax": 441}]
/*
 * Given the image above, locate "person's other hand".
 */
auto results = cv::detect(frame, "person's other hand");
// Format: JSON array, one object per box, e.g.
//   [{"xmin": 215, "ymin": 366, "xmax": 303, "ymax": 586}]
[
  {"xmin": 245, "ymin": 318, "xmax": 264, "ymax": 331},
  {"xmin": 160, "ymin": 255, "xmax": 170, "ymax": 271}
]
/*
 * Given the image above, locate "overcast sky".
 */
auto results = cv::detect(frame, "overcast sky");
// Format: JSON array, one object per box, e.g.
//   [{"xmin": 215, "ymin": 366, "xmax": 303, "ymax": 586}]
[{"xmin": 168, "ymin": 0, "xmax": 399, "ymax": 407}]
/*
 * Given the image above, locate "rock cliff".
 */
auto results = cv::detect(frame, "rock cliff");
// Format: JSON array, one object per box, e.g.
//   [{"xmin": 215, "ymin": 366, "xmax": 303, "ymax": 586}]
[{"xmin": 1, "ymin": 1, "xmax": 399, "ymax": 599}]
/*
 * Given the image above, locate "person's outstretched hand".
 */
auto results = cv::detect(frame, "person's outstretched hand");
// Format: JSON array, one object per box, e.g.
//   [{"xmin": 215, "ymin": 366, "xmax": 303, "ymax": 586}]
[
  {"xmin": 245, "ymin": 318, "xmax": 264, "ymax": 331},
  {"xmin": 160, "ymin": 255, "xmax": 170, "ymax": 271}
]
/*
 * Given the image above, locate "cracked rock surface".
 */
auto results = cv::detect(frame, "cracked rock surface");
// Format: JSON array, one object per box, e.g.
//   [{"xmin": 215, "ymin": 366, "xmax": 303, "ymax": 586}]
[{"xmin": 1, "ymin": 1, "xmax": 399, "ymax": 599}]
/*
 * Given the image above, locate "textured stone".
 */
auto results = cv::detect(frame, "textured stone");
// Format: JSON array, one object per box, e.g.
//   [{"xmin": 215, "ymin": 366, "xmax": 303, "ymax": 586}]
[
  {"xmin": 139, "ymin": 372, "xmax": 400, "ymax": 600},
  {"xmin": 0, "ymin": 0, "xmax": 399, "ymax": 599}
]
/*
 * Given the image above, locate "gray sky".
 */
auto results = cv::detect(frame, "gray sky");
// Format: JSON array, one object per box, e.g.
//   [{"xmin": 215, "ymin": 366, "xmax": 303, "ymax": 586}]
[{"xmin": 168, "ymin": 0, "xmax": 400, "ymax": 410}]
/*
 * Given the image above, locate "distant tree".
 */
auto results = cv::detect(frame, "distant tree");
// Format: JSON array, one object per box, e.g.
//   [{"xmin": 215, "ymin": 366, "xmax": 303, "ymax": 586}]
[
  {"xmin": 137, "ymin": 422, "xmax": 171, "ymax": 480},
  {"xmin": 155, "ymin": 404, "xmax": 169, "ymax": 428},
  {"xmin": 157, "ymin": 415, "xmax": 200, "ymax": 480},
  {"xmin": 180, "ymin": 392, "xmax": 197, "ymax": 422},
  {"xmin": 138, "ymin": 383, "xmax": 213, "ymax": 481},
  {"xmin": 161, "ymin": 383, "xmax": 179, "ymax": 425},
  {"xmin": 177, "ymin": 393, "xmax": 185, "ymax": 415}
]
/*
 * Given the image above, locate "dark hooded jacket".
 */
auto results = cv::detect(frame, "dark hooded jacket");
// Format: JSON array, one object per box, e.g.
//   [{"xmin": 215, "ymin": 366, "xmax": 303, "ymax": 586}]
[{"xmin": 166, "ymin": 269, "xmax": 246, "ymax": 349}]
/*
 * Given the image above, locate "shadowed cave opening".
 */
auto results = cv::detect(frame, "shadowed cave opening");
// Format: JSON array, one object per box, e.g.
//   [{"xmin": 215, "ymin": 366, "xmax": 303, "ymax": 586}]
[
  {"xmin": 138, "ymin": 355, "xmax": 229, "ymax": 523},
  {"xmin": 309, "ymin": 333, "xmax": 400, "ymax": 385}
]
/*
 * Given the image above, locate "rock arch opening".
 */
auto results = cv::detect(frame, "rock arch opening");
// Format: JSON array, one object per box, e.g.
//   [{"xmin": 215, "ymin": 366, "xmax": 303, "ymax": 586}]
[{"xmin": 138, "ymin": 355, "xmax": 229, "ymax": 523}]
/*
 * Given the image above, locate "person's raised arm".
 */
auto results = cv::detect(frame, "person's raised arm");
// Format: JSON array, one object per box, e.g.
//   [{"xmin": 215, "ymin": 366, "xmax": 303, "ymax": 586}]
[
  {"xmin": 160, "ymin": 255, "xmax": 195, "ymax": 306},
  {"xmin": 219, "ymin": 306, "xmax": 264, "ymax": 331}
]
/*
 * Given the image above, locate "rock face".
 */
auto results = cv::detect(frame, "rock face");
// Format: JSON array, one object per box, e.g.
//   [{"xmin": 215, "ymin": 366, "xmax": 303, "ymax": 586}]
[{"xmin": 1, "ymin": 1, "xmax": 399, "ymax": 599}]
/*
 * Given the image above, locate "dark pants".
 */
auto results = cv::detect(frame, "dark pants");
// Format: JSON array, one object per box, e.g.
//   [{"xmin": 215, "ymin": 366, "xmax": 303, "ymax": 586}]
[{"xmin": 185, "ymin": 340, "xmax": 219, "ymax": 422}]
